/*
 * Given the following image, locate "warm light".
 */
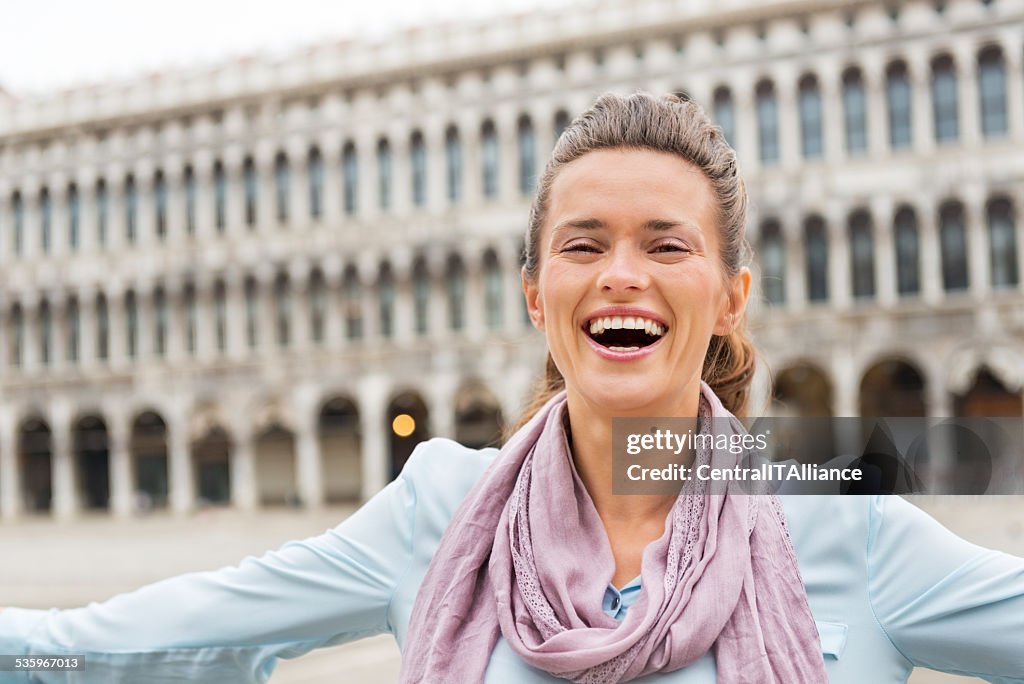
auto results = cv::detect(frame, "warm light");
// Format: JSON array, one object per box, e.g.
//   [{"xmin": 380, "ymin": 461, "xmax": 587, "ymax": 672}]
[{"xmin": 392, "ymin": 414, "xmax": 416, "ymax": 437}]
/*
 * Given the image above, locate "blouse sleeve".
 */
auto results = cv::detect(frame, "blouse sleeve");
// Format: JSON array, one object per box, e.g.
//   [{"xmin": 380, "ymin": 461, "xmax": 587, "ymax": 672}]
[
  {"xmin": 0, "ymin": 463, "xmax": 418, "ymax": 684},
  {"xmin": 867, "ymin": 494, "xmax": 1024, "ymax": 683}
]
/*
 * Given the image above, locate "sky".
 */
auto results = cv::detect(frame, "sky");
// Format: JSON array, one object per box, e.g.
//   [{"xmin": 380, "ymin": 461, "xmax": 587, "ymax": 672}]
[{"xmin": 0, "ymin": 0, "xmax": 577, "ymax": 95}]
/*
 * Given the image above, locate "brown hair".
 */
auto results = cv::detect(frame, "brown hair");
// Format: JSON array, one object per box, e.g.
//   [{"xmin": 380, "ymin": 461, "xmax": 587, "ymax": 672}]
[{"xmin": 507, "ymin": 91, "xmax": 758, "ymax": 438}]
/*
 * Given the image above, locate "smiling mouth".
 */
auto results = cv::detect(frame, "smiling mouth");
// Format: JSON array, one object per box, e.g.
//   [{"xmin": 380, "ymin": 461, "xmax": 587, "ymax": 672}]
[{"xmin": 584, "ymin": 316, "xmax": 668, "ymax": 352}]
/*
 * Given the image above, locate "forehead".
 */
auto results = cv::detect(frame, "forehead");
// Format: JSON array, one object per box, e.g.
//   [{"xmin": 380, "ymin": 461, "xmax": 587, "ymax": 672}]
[{"xmin": 546, "ymin": 148, "xmax": 718, "ymax": 228}]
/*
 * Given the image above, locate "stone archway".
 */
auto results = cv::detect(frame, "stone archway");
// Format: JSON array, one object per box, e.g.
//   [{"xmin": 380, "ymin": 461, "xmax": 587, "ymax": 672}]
[
  {"xmin": 772, "ymin": 363, "xmax": 833, "ymax": 416},
  {"xmin": 859, "ymin": 359, "xmax": 926, "ymax": 417},
  {"xmin": 254, "ymin": 423, "xmax": 297, "ymax": 507},
  {"xmin": 455, "ymin": 382, "xmax": 504, "ymax": 449},
  {"xmin": 193, "ymin": 426, "xmax": 232, "ymax": 506},
  {"xmin": 319, "ymin": 396, "xmax": 361, "ymax": 503},
  {"xmin": 19, "ymin": 417, "xmax": 52, "ymax": 514},
  {"xmin": 73, "ymin": 414, "xmax": 110, "ymax": 511},
  {"xmin": 388, "ymin": 391, "xmax": 430, "ymax": 481},
  {"xmin": 130, "ymin": 411, "xmax": 169, "ymax": 510}
]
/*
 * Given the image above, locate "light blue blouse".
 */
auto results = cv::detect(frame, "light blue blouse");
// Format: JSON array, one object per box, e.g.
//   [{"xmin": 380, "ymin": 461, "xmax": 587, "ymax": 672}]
[{"xmin": 2, "ymin": 437, "xmax": 1023, "ymax": 683}]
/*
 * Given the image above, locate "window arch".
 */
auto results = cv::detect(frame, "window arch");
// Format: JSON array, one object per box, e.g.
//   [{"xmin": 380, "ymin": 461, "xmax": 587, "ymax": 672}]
[
  {"xmin": 66, "ymin": 297, "xmax": 80, "ymax": 363},
  {"xmin": 517, "ymin": 115, "xmax": 536, "ymax": 195},
  {"xmin": 153, "ymin": 171, "xmax": 168, "ymax": 239},
  {"xmin": 67, "ymin": 184, "xmax": 80, "ymax": 251},
  {"xmin": 125, "ymin": 290, "xmax": 138, "ymax": 359},
  {"xmin": 214, "ymin": 280, "xmax": 227, "ymax": 353},
  {"xmin": 243, "ymin": 156, "xmax": 258, "ymax": 228},
  {"xmin": 184, "ymin": 283, "xmax": 198, "ymax": 355},
  {"xmin": 39, "ymin": 299, "xmax": 52, "ymax": 366},
  {"xmin": 377, "ymin": 138, "xmax": 393, "ymax": 211},
  {"xmin": 213, "ymin": 161, "xmax": 227, "ymax": 232},
  {"xmin": 183, "ymin": 166, "xmax": 197, "ymax": 236},
  {"xmin": 848, "ymin": 210, "xmax": 875, "ymax": 299},
  {"xmin": 481, "ymin": 119, "xmax": 499, "ymax": 199},
  {"xmin": 987, "ymin": 198, "xmax": 1018, "ymax": 288},
  {"xmin": 842, "ymin": 68, "xmax": 868, "ymax": 154},
  {"xmin": 96, "ymin": 294, "xmax": 109, "ymax": 361},
  {"xmin": 39, "ymin": 187, "xmax": 52, "ymax": 254},
  {"xmin": 713, "ymin": 87, "xmax": 735, "ymax": 148},
  {"xmin": 274, "ymin": 152, "xmax": 290, "ymax": 224},
  {"xmin": 759, "ymin": 220, "xmax": 786, "ymax": 305},
  {"xmin": 308, "ymin": 147, "xmax": 324, "ymax": 219},
  {"xmin": 446, "ymin": 254, "xmax": 466, "ymax": 331},
  {"xmin": 410, "ymin": 131, "xmax": 427, "ymax": 208},
  {"xmin": 95, "ymin": 181, "xmax": 108, "ymax": 247},
  {"xmin": 11, "ymin": 192, "xmax": 24, "ymax": 255},
  {"xmin": 931, "ymin": 55, "xmax": 959, "ymax": 143},
  {"xmin": 886, "ymin": 61, "xmax": 913, "ymax": 149},
  {"xmin": 894, "ymin": 206, "xmax": 920, "ymax": 296},
  {"xmin": 978, "ymin": 46, "xmax": 1008, "ymax": 138},
  {"xmin": 378, "ymin": 262, "xmax": 395, "ymax": 339},
  {"xmin": 445, "ymin": 126, "xmax": 462, "ymax": 204},
  {"xmin": 343, "ymin": 266, "xmax": 363, "ymax": 341},
  {"xmin": 413, "ymin": 258, "xmax": 430, "ymax": 336},
  {"xmin": 939, "ymin": 200, "xmax": 968, "ymax": 291},
  {"xmin": 153, "ymin": 287, "xmax": 168, "ymax": 356},
  {"xmin": 755, "ymin": 80, "xmax": 778, "ymax": 164},
  {"xmin": 342, "ymin": 142, "xmax": 358, "ymax": 216},
  {"xmin": 9, "ymin": 305, "xmax": 23, "ymax": 367},
  {"xmin": 798, "ymin": 75, "xmax": 823, "ymax": 159},
  {"xmin": 244, "ymin": 277, "xmax": 259, "ymax": 349},
  {"xmin": 274, "ymin": 273, "xmax": 291, "ymax": 348},
  {"xmin": 124, "ymin": 175, "xmax": 137, "ymax": 244},
  {"xmin": 483, "ymin": 250, "xmax": 503, "ymax": 330},
  {"xmin": 553, "ymin": 110, "xmax": 571, "ymax": 147},
  {"xmin": 805, "ymin": 216, "xmax": 829, "ymax": 302},
  {"xmin": 309, "ymin": 270, "xmax": 326, "ymax": 345}
]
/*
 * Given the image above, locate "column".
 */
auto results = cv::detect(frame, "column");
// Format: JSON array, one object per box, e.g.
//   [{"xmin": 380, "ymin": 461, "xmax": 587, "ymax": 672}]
[
  {"xmin": 230, "ymin": 417, "xmax": 258, "ymax": 511},
  {"xmin": 134, "ymin": 160, "xmax": 155, "ymax": 248},
  {"xmin": 294, "ymin": 385, "xmax": 324, "ymax": 509},
  {"xmin": 907, "ymin": 51, "xmax": 936, "ymax": 156},
  {"xmin": 392, "ymin": 247, "xmax": 414, "ymax": 345},
  {"xmin": 426, "ymin": 373, "xmax": 457, "ymax": 439},
  {"xmin": 108, "ymin": 409, "xmax": 133, "ymax": 517},
  {"xmin": 356, "ymin": 131, "xmax": 377, "ymax": 222},
  {"xmin": 256, "ymin": 267, "xmax": 277, "ymax": 357},
  {"xmin": 872, "ymin": 197, "xmax": 897, "ymax": 308},
  {"xmin": 0, "ymin": 407, "xmax": 22, "ymax": 519},
  {"xmin": 79, "ymin": 286, "xmax": 96, "ymax": 368},
  {"xmin": 358, "ymin": 256, "xmax": 379, "ymax": 343},
  {"xmin": 783, "ymin": 208, "xmax": 807, "ymax": 311},
  {"xmin": 964, "ymin": 187, "xmax": 990, "ymax": 300},
  {"xmin": 225, "ymin": 270, "xmax": 247, "ymax": 361},
  {"xmin": 457, "ymin": 109, "xmax": 482, "ymax": 208},
  {"xmin": 223, "ymin": 145, "xmax": 246, "ymax": 239},
  {"xmin": 1002, "ymin": 31, "xmax": 1024, "ymax": 144},
  {"xmin": 918, "ymin": 197, "xmax": 944, "ymax": 305},
  {"xmin": 286, "ymin": 136, "xmax": 310, "ymax": 230},
  {"xmin": 732, "ymin": 73, "xmax": 759, "ymax": 173},
  {"xmin": 464, "ymin": 248, "xmax": 486, "ymax": 343},
  {"xmin": 863, "ymin": 54, "xmax": 889, "ymax": 160},
  {"xmin": 107, "ymin": 287, "xmax": 127, "ymax": 370},
  {"xmin": 426, "ymin": 246, "xmax": 449, "ymax": 343},
  {"xmin": 774, "ymin": 67, "xmax": 800, "ymax": 171},
  {"xmin": 48, "ymin": 180, "xmax": 68, "ymax": 258},
  {"xmin": 21, "ymin": 296, "xmax": 39, "ymax": 373},
  {"xmin": 826, "ymin": 204, "xmax": 852, "ymax": 310},
  {"xmin": 49, "ymin": 292, "xmax": 67, "ymax": 374},
  {"xmin": 496, "ymin": 105, "xmax": 518, "ymax": 206},
  {"xmin": 288, "ymin": 260, "xmax": 312, "ymax": 353},
  {"xmin": 77, "ymin": 170, "xmax": 97, "ymax": 254},
  {"xmin": 819, "ymin": 62, "xmax": 845, "ymax": 164},
  {"xmin": 423, "ymin": 117, "xmax": 447, "ymax": 214},
  {"xmin": 51, "ymin": 405, "xmax": 77, "ymax": 520},
  {"xmin": 319, "ymin": 132, "xmax": 343, "ymax": 228},
  {"xmin": 195, "ymin": 276, "xmax": 215, "ymax": 362},
  {"xmin": 21, "ymin": 181, "xmax": 40, "ymax": 261},
  {"xmin": 953, "ymin": 40, "xmax": 981, "ymax": 148},
  {"xmin": 322, "ymin": 257, "xmax": 344, "ymax": 350},
  {"xmin": 162, "ymin": 158, "xmax": 184, "ymax": 244},
  {"xmin": 357, "ymin": 374, "xmax": 389, "ymax": 500},
  {"xmin": 501, "ymin": 239, "xmax": 526, "ymax": 335},
  {"xmin": 167, "ymin": 403, "xmax": 194, "ymax": 515},
  {"xmin": 255, "ymin": 142, "xmax": 277, "ymax": 237},
  {"xmin": 389, "ymin": 125, "xmax": 411, "ymax": 217}
]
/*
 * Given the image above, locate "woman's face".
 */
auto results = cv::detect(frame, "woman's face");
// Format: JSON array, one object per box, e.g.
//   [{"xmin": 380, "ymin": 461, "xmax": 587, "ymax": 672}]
[{"xmin": 522, "ymin": 148, "xmax": 750, "ymax": 416}]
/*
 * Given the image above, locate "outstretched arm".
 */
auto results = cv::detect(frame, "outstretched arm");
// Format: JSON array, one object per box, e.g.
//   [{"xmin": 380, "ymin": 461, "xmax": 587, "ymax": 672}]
[
  {"xmin": 868, "ymin": 495, "xmax": 1024, "ymax": 684},
  {"xmin": 0, "ymin": 470, "xmax": 416, "ymax": 684}
]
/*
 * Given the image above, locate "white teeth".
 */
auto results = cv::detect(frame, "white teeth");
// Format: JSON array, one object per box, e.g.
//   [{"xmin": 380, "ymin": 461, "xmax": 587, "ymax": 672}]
[
  {"xmin": 587, "ymin": 315, "xmax": 667, "ymax": 337},
  {"xmin": 607, "ymin": 346, "xmax": 640, "ymax": 352},
  {"xmin": 611, "ymin": 316, "xmax": 623, "ymax": 329},
  {"xmin": 644, "ymin": 319, "xmax": 653, "ymax": 334}
]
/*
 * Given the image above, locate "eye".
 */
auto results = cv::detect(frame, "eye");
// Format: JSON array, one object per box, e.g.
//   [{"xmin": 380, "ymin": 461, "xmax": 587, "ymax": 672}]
[
  {"xmin": 652, "ymin": 243, "xmax": 691, "ymax": 254},
  {"xmin": 563, "ymin": 242, "xmax": 600, "ymax": 253}
]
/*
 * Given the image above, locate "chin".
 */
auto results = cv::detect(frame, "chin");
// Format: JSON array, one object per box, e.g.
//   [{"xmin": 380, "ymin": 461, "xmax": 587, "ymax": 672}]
[{"xmin": 579, "ymin": 380, "xmax": 664, "ymax": 415}]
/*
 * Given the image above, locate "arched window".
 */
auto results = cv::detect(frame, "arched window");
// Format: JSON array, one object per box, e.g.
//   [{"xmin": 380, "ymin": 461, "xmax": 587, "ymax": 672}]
[
  {"xmin": 886, "ymin": 61, "xmax": 913, "ymax": 149},
  {"xmin": 939, "ymin": 201, "xmax": 968, "ymax": 291},
  {"xmin": 755, "ymin": 80, "xmax": 779, "ymax": 164},
  {"xmin": 39, "ymin": 188, "xmax": 52, "ymax": 254},
  {"xmin": 410, "ymin": 131, "xmax": 427, "ymax": 208},
  {"xmin": 342, "ymin": 142, "xmax": 358, "ymax": 216},
  {"xmin": 243, "ymin": 157, "xmax": 258, "ymax": 228},
  {"xmin": 849, "ymin": 210, "xmax": 875, "ymax": 299},
  {"xmin": 95, "ymin": 294, "xmax": 109, "ymax": 361},
  {"xmin": 894, "ymin": 207, "xmax": 920, "ymax": 296},
  {"xmin": 798, "ymin": 75, "xmax": 823, "ymax": 159},
  {"xmin": 125, "ymin": 291, "xmax": 138, "ymax": 359},
  {"xmin": 214, "ymin": 280, "xmax": 227, "ymax": 353},
  {"xmin": 274, "ymin": 274, "xmax": 291, "ymax": 348},
  {"xmin": 274, "ymin": 152, "xmax": 290, "ymax": 224},
  {"xmin": 988, "ymin": 198, "xmax": 1018, "ymax": 288},
  {"xmin": 413, "ymin": 258, "xmax": 430, "ymax": 336},
  {"xmin": 184, "ymin": 166, "xmax": 197, "ymax": 236},
  {"xmin": 932, "ymin": 55, "xmax": 959, "ymax": 143},
  {"xmin": 39, "ymin": 300, "xmax": 52, "ymax": 366},
  {"xmin": 759, "ymin": 220, "xmax": 786, "ymax": 305},
  {"xmin": 553, "ymin": 110, "xmax": 571, "ymax": 147},
  {"xmin": 445, "ymin": 126, "xmax": 462, "ymax": 204},
  {"xmin": 213, "ymin": 161, "xmax": 227, "ymax": 232},
  {"xmin": 95, "ymin": 181, "xmax": 108, "ymax": 247},
  {"xmin": 66, "ymin": 297, "xmax": 80, "ymax": 363},
  {"xmin": 713, "ymin": 87, "xmax": 735, "ymax": 148},
  {"xmin": 842, "ymin": 68, "xmax": 868, "ymax": 154},
  {"xmin": 11, "ymin": 192, "xmax": 24, "ymax": 255},
  {"xmin": 805, "ymin": 217, "xmax": 829, "ymax": 302},
  {"xmin": 124, "ymin": 175, "xmax": 137, "ymax": 245},
  {"xmin": 309, "ymin": 271, "xmax": 326, "ymax": 345},
  {"xmin": 308, "ymin": 147, "xmax": 324, "ymax": 219},
  {"xmin": 154, "ymin": 171, "xmax": 168, "ymax": 240},
  {"xmin": 978, "ymin": 46, "xmax": 1008, "ymax": 138},
  {"xmin": 446, "ymin": 255, "xmax": 466, "ymax": 331},
  {"xmin": 154, "ymin": 287, "xmax": 168, "ymax": 356},
  {"xmin": 378, "ymin": 263, "xmax": 395, "ymax": 339},
  {"xmin": 481, "ymin": 120, "xmax": 499, "ymax": 199},
  {"xmin": 343, "ymin": 267, "xmax": 363, "ymax": 341},
  {"xmin": 244, "ymin": 277, "xmax": 259, "ymax": 349},
  {"xmin": 517, "ymin": 115, "xmax": 535, "ymax": 195},
  {"xmin": 10, "ymin": 305, "xmax": 23, "ymax": 367},
  {"xmin": 67, "ymin": 184, "xmax": 80, "ymax": 251},
  {"xmin": 483, "ymin": 250, "xmax": 503, "ymax": 330},
  {"xmin": 377, "ymin": 138, "xmax": 392, "ymax": 211},
  {"xmin": 184, "ymin": 284, "xmax": 197, "ymax": 355}
]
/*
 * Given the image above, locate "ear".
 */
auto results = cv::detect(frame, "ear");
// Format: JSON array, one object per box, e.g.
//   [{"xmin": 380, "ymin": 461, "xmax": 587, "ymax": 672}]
[
  {"xmin": 713, "ymin": 267, "xmax": 751, "ymax": 336},
  {"xmin": 521, "ymin": 266, "xmax": 545, "ymax": 330}
]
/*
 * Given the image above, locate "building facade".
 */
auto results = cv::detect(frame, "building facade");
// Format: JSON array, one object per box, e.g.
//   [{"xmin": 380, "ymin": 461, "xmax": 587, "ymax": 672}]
[{"xmin": 1, "ymin": 0, "xmax": 1023, "ymax": 520}]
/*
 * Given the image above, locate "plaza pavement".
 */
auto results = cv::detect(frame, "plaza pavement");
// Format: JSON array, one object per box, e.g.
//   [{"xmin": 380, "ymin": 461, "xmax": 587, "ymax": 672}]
[{"xmin": 1, "ymin": 497, "xmax": 1021, "ymax": 683}]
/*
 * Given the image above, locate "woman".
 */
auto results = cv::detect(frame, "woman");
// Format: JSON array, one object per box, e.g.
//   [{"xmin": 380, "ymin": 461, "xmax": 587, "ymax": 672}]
[{"xmin": 2, "ymin": 92, "xmax": 1022, "ymax": 683}]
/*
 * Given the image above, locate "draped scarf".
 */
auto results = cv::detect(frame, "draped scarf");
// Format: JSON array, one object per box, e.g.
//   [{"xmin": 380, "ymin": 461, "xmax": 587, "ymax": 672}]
[{"xmin": 400, "ymin": 381, "xmax": 827, "ymax": 683}]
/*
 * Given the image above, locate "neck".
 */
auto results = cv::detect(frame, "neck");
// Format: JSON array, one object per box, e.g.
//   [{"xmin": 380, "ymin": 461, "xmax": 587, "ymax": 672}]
[{"xmin": 565, "ymin": 380, "xmax": 703, "ymax": 523}]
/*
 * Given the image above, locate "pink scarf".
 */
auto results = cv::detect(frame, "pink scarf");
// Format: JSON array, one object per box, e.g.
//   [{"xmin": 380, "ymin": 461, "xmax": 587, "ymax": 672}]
[{"xmin": 400, "ymin": 381, "xmax": 827, "ymax": 683}]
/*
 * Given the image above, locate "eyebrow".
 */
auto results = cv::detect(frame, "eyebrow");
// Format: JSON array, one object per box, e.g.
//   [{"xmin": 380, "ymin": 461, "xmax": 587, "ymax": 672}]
[{"xmin": 553, "ymin": 217, "xmax": 703, "ymax": 234}]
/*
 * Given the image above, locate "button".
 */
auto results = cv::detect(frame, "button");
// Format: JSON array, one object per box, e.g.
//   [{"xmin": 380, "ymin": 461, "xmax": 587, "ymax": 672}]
[{"xmin": 610, "ymin": 596, "xmax": 620, "ymax": 611}]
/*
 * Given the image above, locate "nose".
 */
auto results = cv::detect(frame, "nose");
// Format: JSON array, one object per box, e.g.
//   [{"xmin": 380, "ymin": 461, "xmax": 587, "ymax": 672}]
[{"xmin": 595, "ymin": 243, "xmax": 651, "ymax": 294}]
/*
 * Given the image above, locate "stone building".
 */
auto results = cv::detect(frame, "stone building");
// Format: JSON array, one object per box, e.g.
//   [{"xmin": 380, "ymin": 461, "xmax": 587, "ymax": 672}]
[{"xmin": 1, "ymin": 0, "xmax": 1022, "ymax": 519}]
